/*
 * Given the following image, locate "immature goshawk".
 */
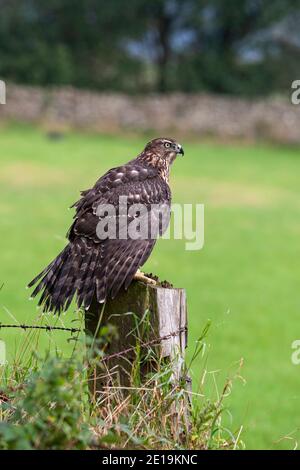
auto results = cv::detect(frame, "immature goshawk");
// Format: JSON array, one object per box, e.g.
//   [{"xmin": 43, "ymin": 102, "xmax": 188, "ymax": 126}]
[{"xmin": 28, "ymin": 138, "xmax": 184, "ymax": 313}]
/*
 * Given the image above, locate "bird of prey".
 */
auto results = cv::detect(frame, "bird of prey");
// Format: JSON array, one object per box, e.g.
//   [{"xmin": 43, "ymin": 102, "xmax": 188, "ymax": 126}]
[{"xmin": 28, "ymin": 137, "xmax": 184, "ymax": 314}]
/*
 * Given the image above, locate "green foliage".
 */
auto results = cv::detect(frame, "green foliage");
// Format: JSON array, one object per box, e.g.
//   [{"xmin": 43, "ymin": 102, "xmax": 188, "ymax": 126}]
[
  {"xmin": 0, "ymin": 357, "xmax": 90, "ymax": 450},
  {"xmin": 0, "ymin": 321, "xmax": 243, "ymax": 450},
  {"xmin": 0, "ymin": 0, "xmax": 299, "ymax": 94}
]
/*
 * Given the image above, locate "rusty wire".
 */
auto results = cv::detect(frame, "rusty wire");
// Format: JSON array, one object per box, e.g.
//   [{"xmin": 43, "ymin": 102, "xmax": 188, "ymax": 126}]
[
  {"xmin": 0, "ymin": 322, "xmax": 187, "ymax": 363},
  {"xmin": 0, "ymin": 323, "xmax": 80, "ymax": 334}
]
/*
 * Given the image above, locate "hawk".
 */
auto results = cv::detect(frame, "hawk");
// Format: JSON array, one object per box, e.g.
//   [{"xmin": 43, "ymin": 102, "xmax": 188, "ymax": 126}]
[{"xmin": 28, "ymin": 137, "xmax": 184, "ymax": 313}]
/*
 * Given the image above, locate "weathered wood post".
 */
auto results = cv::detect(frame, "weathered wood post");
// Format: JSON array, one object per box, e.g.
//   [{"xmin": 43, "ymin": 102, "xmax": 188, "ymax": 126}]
[{"xmin": 85, "ymin": 279, "xmax": 188, "ymax": 396}]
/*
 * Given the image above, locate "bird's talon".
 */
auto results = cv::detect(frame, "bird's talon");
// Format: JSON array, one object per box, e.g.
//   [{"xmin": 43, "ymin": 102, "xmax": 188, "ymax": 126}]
[{"xmin": 134, "ymin": 270, "xmax": 157, "ymax": 286}]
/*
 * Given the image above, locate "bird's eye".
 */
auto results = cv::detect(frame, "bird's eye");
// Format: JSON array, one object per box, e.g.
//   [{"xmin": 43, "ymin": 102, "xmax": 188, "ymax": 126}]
[{"xmin": 164, "ymin": 142, "xmax": 171, "ymax": 148}]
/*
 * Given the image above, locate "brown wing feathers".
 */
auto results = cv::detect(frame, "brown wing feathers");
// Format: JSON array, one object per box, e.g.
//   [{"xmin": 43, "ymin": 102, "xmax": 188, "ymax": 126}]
[{"xmin": 28, "ymin": 157, "xmax": 171, "ymax": 314}]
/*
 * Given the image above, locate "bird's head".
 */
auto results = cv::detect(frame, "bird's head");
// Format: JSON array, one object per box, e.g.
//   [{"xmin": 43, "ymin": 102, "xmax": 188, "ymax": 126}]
[
  {"xmin": 137, "ymin": 137, "xmax": 184, "ymax": 181},
  {"xmin": 144, "ymin": 137, "xmax": 184, "ymax": 164}
]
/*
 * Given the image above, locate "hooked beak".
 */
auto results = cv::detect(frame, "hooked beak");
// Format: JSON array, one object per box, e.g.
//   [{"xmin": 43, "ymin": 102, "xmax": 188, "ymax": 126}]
[{"xmin": 177, "ymin": 144, "xmax": 184, "ymax": 156}]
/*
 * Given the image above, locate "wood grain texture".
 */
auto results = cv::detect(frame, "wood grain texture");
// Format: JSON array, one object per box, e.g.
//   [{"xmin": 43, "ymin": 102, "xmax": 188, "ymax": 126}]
[{"xmin": 85, "ymin": 280, "xmax": 188, "ymax": 394}]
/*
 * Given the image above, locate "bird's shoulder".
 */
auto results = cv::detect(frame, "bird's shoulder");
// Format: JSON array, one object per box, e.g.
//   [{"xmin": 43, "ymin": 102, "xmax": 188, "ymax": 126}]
[
  {"xmin": 68, "ymin": 160, "xmax": 171, "ymax": 242},
  {"xmin": 95, "ymin": 160, "xmax": 159, "ymax": 190},
  {"xmin": 72, "ymin": 160, "xmax": 168, "ymax": 212}
]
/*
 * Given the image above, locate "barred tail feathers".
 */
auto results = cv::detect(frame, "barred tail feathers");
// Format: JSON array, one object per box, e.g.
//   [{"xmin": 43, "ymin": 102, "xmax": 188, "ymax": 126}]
[
  {"xmin": 28, "ymin": 240, "xmax": 100, "ymax": 314},
  {"xmin": 29, "ymin": 237, "xmax": 156, "ymax": 314}
]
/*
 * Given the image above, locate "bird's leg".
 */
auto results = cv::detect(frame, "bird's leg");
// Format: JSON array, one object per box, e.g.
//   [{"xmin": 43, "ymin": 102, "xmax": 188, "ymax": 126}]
[{"xmin": 134, "ymin": 269, "xmax": 157, "ymax": 286}]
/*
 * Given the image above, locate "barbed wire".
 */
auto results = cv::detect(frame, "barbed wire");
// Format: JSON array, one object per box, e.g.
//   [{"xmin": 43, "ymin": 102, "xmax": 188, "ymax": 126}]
[
  {"xmin": 0, "ymin": 322, "xmax": 187, "ymax": 362},
  {"xmin": 100, "ymin": 326, "xmax": 187, "ymax": 363},
  {"xmin": 0, "ymin": 323, "xmax": 80, "ymax": 334}
]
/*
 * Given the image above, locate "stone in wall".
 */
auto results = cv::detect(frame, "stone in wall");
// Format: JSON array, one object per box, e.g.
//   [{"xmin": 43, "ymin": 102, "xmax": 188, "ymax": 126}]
[{"xmin": 0, "ymin": 84, "xmax": 299, "ymax": 144}]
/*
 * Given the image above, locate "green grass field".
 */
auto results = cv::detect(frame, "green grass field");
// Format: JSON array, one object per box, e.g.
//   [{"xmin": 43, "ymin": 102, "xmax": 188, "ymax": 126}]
[{"xmin": 1, "ymin": 123, "xmax": 300, "ymax": 449}]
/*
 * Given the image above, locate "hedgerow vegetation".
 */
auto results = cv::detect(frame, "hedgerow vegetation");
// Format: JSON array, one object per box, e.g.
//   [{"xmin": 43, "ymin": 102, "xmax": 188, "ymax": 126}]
[{"xmin": 0, "ymin": 318, "xmax": 243, "ymax": 450}]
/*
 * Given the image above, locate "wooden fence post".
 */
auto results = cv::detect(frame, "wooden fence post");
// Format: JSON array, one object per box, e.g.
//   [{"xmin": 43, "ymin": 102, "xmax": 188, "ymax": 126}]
[{"xmin": 85, "ymin": 279, "xmax": 189, "ymax": 397}]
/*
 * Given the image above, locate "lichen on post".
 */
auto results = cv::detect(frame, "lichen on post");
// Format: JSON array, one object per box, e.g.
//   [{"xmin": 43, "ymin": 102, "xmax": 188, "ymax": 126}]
[{"xmin": 85, "ymin": 279, "xmax": 188, "ymax": 396}]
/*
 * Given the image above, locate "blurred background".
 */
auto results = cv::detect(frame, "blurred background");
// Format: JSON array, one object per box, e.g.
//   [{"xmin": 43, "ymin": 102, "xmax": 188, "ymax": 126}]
[{"xmin": 1, "ymin": 0, "xmax": 300, "ymax": 450}]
